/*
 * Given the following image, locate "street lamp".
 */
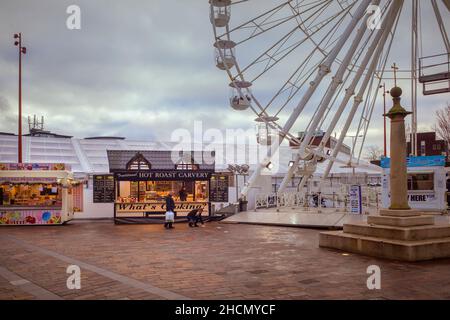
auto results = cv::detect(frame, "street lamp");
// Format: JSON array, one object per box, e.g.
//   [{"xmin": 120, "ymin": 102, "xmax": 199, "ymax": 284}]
[
  {"xmin": 228, "ymin": 164, "xmax": 250, "ymax": 202},
  {"xmin": 379, "ymin": 83, "xmax": 390, "ymax": 157},
  {"xmin": 14, "ymin": 33, "xmax": 27, "ymax": 163}
]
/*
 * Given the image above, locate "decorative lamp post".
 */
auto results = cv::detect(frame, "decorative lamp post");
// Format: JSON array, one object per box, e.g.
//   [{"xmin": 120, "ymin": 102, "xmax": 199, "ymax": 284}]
[{"xmin": 13, "ymin": 33, "xmax": 27, "ymax": 163}]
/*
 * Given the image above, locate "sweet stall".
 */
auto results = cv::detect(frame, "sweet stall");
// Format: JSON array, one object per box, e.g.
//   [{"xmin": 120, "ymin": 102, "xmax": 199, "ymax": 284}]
[{"xmin": 0, "ymin": 163, "xmax": 76, "ymax": 225}]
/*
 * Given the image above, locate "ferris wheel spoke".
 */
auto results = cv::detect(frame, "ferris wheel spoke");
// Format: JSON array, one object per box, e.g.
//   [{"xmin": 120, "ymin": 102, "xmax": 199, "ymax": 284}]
[
  {"xmin": 219, "ymin": 0, "xmax": 334, "ymax": 46},
  {"xmin": 229, "ymin": 0, "xmax": 249, "ymax": 5},
  {"xmin": 351, "ymin": 3, "xmax": 401, "ymax": 163},
  {"xmin": 268, "ymin": 10, "xmax": 352, "ymax": 117},
  {"xmin": 239, "ymin": 1, "xmax": 348, "ymax": 83},
  {"xmin": 431, "ymin": 0, "xmax": 450, "ymax": 52},
  {"xmin": 217, "ymin": 1, "xmax": 294, "ymax": 40}
]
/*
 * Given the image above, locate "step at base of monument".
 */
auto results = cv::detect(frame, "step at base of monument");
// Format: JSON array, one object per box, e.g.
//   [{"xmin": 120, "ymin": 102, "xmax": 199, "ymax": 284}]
[
  {"xmin": 319, "ymin": 231, "xmax": 450, "ymax": 261},
  {"xmin": 379, "ymin": 209, "xmax": 421, "ymax": 217},
  {"xmin": 344, "ymin": 222, "xmax": 450, "ymax": 241},
  {"xmin": 367, "ymin": 215, "xmax": 434, "ymax": 227}
]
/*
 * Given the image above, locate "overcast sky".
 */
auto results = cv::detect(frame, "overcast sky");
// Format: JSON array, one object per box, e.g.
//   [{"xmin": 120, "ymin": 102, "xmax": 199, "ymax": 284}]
[{"xmin": 0, "ymin": 0, "xmax": 449, "ymax": 152}]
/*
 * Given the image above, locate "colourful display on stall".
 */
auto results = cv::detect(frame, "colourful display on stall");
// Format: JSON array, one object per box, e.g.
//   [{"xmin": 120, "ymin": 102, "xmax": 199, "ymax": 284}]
[
  {"xmin": 0, "ymin": 163, "xmax": 70, "ymax": 171},
  {"xmin": 0, "ymin": 210, "xmax": 62, "ymax": 225}
]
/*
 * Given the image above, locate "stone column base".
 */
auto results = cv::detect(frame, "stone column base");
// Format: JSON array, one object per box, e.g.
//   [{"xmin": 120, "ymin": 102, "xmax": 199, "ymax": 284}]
[{"xmin": 319, "ymin": 209, "xmax": 450, "ymax": 261}]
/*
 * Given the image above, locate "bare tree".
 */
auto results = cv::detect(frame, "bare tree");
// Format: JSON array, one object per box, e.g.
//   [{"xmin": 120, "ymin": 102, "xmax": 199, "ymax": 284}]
[
  {"xmin": 365, "ymin": 145, "xmax": 383, "ymax": 161},
  {"xmin": 434, "ymin": 103, "xmax": 450, "ymax": 151}
]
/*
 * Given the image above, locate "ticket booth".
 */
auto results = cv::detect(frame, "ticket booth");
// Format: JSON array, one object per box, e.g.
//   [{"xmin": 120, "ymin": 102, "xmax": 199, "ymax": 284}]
[
  {"xmin": 0, "ymin": 163, "xmax": 76, "ymax": 225},
  {"xmin": 107, "ymin": 150, "xmax": 215, "ymax": 224},
  {"xmin": 381, "ymin": 155, "xmax": 447, "ymax": 212}
]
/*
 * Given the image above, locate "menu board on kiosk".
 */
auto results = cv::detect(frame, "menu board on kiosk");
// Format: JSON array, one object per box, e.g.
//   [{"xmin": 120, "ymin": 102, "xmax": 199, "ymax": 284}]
[
  {"xmin": 210, "ymin": 174, "xmax": 229, "ymax": 202},
  {"xmin": 93, "ymin": 175, "xmax": 115, "ymax": 203}
]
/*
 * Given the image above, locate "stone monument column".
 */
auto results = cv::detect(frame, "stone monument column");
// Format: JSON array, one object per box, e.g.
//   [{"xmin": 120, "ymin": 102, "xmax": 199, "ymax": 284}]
[
  {"xmin": 385, "ymin": 86, "xmax": 411, "ymax": 210},
  {"xmin": 320, "ymin": 84, "xmax": 450, "ymax": 262}
]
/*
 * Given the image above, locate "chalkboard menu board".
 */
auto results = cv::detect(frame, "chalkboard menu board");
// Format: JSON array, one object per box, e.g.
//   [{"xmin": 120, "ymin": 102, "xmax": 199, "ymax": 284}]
[
  {"xmin": 93, "ymin": 175, "xmax": 115, "ymax": 203},
  {"xmin": 210, "ymin": 174, "xmax": 229, "ymax": 202}
]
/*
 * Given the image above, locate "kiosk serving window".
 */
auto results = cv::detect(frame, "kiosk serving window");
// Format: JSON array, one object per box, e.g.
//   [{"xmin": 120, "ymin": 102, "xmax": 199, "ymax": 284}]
[
  {"xmin": 407, "ymin": 173, "xmax": 434, "ymax": 191},
  {"xmin": 0, "ymin": 183, "xmax": 62, "ymax": 207},
  {"xmin": 124, "ymin": 180, "xmax": 208, "ymax": 203}
]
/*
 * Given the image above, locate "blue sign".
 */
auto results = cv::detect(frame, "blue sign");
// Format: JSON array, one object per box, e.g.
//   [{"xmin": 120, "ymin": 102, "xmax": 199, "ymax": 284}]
[{"xmin": 380, "ymin": 155, "xmax": 446, "ymax": 168}]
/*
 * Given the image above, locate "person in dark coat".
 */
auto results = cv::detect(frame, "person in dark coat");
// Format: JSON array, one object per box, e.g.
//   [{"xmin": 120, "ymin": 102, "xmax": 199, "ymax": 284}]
[
  {"xmin": 194, "ymin": 208, "xmax": 205, "ymax": 227},
  {"xmin": 164, "ymin": 192, "xmax": 176, "ymax": 229},
  {"xmin": 187, "ymin": 209, "xmax": 199, "ymax": 227},
  {"xmin": 179, "ymin": 187, "xmax": 188, "ymax": 202}
]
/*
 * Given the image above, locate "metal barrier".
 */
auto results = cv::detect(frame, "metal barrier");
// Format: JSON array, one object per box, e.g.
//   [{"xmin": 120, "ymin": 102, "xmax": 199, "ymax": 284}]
[{"xmin": 255, "ymin": 188, "xmax": 381, "ymax": 212}]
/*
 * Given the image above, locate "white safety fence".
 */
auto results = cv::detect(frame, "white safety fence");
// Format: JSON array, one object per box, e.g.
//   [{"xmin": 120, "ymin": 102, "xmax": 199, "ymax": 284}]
[{"xmin": 255, "ymin": 187, "xmax": 381, "ymax": 212}]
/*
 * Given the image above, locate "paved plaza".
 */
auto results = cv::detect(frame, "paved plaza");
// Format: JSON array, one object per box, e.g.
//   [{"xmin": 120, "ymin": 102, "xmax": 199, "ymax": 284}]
[{"xmin": 1, "ymin": 220, "xmax": 450, "ymax": 300}]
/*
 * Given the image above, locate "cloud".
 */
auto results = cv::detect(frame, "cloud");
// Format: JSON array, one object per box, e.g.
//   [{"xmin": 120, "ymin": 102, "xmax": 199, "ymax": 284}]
[{"xmin": 0, "ymin": 0, "xmax": 448, "ymax": 153}]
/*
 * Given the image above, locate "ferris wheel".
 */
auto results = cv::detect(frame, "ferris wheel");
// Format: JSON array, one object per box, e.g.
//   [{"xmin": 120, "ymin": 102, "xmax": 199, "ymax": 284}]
[{"xmin": 209, "ymin": 0, "xmax": 450, "ymax": 198}]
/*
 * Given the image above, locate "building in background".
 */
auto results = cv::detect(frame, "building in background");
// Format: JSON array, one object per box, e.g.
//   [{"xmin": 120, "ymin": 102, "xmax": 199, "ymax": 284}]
[
  {"xmin": 0, "ymin": 126, "xmax": 381, "ymax": 217},
  {"xmin": 407, "ymin": 132, "xmax": 448, "ymax": 158}
]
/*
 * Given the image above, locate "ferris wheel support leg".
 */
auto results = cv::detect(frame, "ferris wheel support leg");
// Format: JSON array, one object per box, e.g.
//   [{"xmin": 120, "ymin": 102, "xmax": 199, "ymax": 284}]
[
  {"xmin": 432, "ymin": 0, "xmax": 450, "ymax": 53},
  {"xmin": 298, "ymin": 174, "xmax": 310, "ymax": 197},
  {"xmin": 320, "ymin": 0, "xmax": 403, "ymax": 184},
  {"xmin": 282, "ymin": 0, "xmax": 372, "ymax": 141},
  {"xmin": 240, "ymin": 149, "xmax": 277, "ymax": 199},
  {"xmin": 315, "ymin": 0, "xmax": 400, "ymax": 174},
  {"xmin": 240, "ymin": 0, "xmax": 372, "ymax": 200},
  {"xmin": 298, "ymin": 0, "xmax": 381, "ymax": 159}
]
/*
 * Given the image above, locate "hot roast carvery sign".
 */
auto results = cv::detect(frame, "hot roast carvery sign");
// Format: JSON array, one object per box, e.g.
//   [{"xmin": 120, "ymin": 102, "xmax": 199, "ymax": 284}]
[{"xmin": 115, "ymin": 170, "xmax": 213, "ymax": 181}]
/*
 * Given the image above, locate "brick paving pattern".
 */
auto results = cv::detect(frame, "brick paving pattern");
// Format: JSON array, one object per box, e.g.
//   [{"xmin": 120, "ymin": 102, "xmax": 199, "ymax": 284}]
[{"xmin": 1, "ymin": 220, "xmax": 450, "ymax": 300}]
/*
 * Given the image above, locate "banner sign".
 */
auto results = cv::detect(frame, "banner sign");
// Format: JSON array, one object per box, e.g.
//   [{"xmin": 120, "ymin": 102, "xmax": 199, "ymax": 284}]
[
  {"xmin": 115, "ymin": 170, "xmax": 213, "ymax": 181},
  {"xmin": 349, "ymin": 185, "xmax": 362, "ymax": 214},
  {"xmin": 380, "ymin": 155, "xmax": 445, "ymax": 168},
  {"xmin": 0, "ymin": 177, "xmax": 57, "ymax": 183},
  {"xmin": 407, "ymin": 193, "xmax": 435, "ymax": 202},
  {"xmin": 116, "ymin": 201, "xmax": 208, "ymax": 213},
  {"xmin": 0, "ymin": 209, "xmax": 62, "ymax": 225},
  {"xmin": 0, "ymin": 163, "xmax": 70, "ymax": 171}
]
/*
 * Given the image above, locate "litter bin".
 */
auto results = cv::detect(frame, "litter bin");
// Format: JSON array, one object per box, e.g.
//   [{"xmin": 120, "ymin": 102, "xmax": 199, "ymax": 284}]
[{"xmin": 239, "ymin": 199, "xmax": 248, "ymax": 212}]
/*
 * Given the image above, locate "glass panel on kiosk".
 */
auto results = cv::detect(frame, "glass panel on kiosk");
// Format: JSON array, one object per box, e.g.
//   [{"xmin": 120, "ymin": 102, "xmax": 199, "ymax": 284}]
[
  {"xmin": 407, "ymin": 173, "xmax": 434, "ymax": 191},
  {"xmin": 0, "ymin": 183, "xmax": 62, "ymax": 207}
]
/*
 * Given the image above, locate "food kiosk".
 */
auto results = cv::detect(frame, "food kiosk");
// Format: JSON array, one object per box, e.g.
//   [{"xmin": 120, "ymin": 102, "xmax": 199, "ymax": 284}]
[
  {"xmin": 0, "ymin": 163, "xmax": 75, "ymax": 225},
  {"xmin": 107, "ymin": 150, "xmax": 216, "ymax": 224},
  {"xmin": 381, "ymin": 155, "xmax": 447, "ymax": 212}
]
